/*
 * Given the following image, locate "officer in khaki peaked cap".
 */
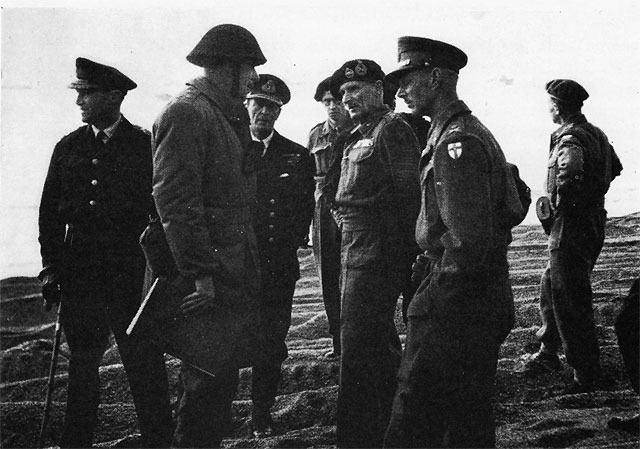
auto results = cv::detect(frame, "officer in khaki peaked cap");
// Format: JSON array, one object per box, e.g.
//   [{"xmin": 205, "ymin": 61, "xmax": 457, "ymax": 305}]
[
  {"xmin": 151, "ymin": 24, "xmax": 266, "ymax": 447},
  {"xmin": 38, "ymin": 56, "xmax": 173, "ymax": 448},
  {"xmin": 385, "ymin": 36, "xmax": 468, "ymax": 84},
  {"xmin": 523, "ymin": 78, "xmax": 622, "ymax": 396},
  {"xmin": 383, "ymin": 37, "xmax": 524, "ymax": 448},
  {"xmin": 244, "ymin": 73, "xmax": 315, "ymax": 438},
  {"xmin": 323, "ymin": 58, "xmax": 421, "ymax": 449}
]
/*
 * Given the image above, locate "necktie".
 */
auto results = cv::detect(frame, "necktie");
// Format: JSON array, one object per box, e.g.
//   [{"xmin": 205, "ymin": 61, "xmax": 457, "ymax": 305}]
[{"xmin": 96, "ymin": 130, "xmax": 107, "ymax": 145}]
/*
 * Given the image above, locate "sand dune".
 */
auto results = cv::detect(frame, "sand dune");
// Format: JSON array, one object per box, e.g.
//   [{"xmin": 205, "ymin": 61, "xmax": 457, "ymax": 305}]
[{"xmin": 2, "ymin": 213, "xmax": 639, "ymax": 448}]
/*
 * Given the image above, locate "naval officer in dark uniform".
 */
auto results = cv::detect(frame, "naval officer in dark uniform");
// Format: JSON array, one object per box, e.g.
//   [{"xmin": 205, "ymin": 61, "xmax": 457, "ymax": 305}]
[
  {"xmin": 245, "ymin": 74, "xmax": 315, "ymax": 437},
  {"xmin": 38, "ymin": 57, "xmax": 173, "ymax": 448}
]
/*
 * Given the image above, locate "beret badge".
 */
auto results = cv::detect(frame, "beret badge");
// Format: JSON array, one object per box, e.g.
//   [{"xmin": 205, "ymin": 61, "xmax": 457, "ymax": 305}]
[
  {"xmin": 261, "ymin": 79, "xmax": 277, "ymax": 94},
  {"xmin": 354, "ymin": 60, "xmax": 368, "ymax": 76},
  {"xmin": 345, "ymin": 67, "xmax": 355, "ymax": 79}
]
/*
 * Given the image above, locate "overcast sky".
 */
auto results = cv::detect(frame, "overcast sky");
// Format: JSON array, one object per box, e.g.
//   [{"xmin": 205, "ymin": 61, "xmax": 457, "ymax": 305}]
[{"xmin": 1, "ymin": 0, "xmax": 639, "ymax": 276}]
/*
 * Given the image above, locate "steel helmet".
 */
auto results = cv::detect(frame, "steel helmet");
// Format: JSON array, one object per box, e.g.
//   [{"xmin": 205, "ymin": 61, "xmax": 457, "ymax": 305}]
[{"xmin": 187, "ymin": 24, "xmax": 267, "ymax": 68}]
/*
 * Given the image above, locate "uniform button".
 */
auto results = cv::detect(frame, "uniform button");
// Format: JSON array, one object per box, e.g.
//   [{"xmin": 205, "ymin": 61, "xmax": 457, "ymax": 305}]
[
  {"xmin": 268, "ymin": 224, "xmax": 274, "ymax": 229},
  {"xmin": 92, "ymin": 158, "xmax": 99, "ymax": 165},
  {"xmin": 269, "ymin": 212, "xmax": 275, "ymax": 218},
  {"xmin": 89, "ymin": 200, "xmax": 97, "ymax": 206},
  {"xmin": 268, "ymin": 237, "xmax": 275, "ymax": 243},
  {"xmin": 270, "ymin": 199, "xmax": 275, "ymax": 204},
  {"xmin": 91, "ymin": 179, "xmax": 98, "ymax": 186}
]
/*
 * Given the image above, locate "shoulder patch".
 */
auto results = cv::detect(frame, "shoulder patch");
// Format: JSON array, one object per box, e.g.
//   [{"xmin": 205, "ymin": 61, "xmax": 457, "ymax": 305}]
[
  {"xmin": 447, "ymin": 142, "xmax": 463, "ymax": 159},
  {"xmin": 559, "ymin": 134, "xmax": 577, "ymax": 143}
]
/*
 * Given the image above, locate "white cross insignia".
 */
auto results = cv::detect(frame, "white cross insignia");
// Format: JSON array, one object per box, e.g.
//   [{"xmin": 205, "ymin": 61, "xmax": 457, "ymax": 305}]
[{"xmin": 447, "ymin": 142, "xmax": 463, "ymax": 159}]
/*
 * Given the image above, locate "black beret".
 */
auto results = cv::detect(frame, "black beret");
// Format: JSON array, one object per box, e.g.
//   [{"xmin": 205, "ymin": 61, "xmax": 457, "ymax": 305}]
[
  {"xmin": 68, "ymin": 57, "xmax": 136, "ymax": 91},
  {"xmin": 386, "ymin": 36, "xmax": 467, "ymax": 83},
  {"xmin": 314, "ymin": 76, "xmax": 334, "ymax": 102},
  {"xmin": 545, "ymin": 79, "xmax": 589, "ymax": 104},
  {"xmin": 246, "ymin": 74, "xmax": 291, "ymax": 106},
  {"xmin": 329, "ymin": 59, "xmax": 385, "ymax": 98},
  {"xmin": 187, "ymin": 24, "xmax": 266, "ymax": 68}
]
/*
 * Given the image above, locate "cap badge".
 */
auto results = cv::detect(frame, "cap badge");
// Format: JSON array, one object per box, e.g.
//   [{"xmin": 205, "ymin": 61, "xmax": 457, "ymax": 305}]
[
  {"xmin": 355, "ymin": 60, "xmax": 368, "ymax": 76},
  {"xmin": 447, "ymin": 142, "xmax": 463, "ymax": 159},
  {"xmin": 262, "ymin": 80, "xmax": 277, "ymax": 94},
  {"xmin": 345, "ymin": 67, "xmax": 355, "ymax": 79}
]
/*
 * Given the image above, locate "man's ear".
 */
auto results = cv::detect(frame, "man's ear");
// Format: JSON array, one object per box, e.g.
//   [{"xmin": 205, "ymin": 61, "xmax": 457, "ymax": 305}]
[
  {"xmin": 108, "ymin": 90, "xmax": 125, "ymax": 104},
  {"xmin": 429, "ymin": 68, "xmax": 442, "ymax": 90},
  {"xmin": 374, "ymin": 80, "xmax": 385, "ymax": 99}
]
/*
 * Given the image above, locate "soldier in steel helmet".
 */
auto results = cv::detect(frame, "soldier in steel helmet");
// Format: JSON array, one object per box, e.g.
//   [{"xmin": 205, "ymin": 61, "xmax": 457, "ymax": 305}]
[
  {"xmin": 307, "ymin": 76, "xmax": 352, "ymax": 358},
  {"xmin": 38, "ymin": 57, "xmax": 173, "ymax": 448},
  {"xmin": 323, "ymin": 59, "xmax": 421, "ymax": 448},
  {"xmin": 151, "ymin": 24, "xmax": 266, "ymax": 447},
  {"xmin": 524, "ymin": 79, "xmax": 623, "ymax": 394},
  {"xmin": 383, "ymin": 37, "xmax": 524, "ymax": 448}
]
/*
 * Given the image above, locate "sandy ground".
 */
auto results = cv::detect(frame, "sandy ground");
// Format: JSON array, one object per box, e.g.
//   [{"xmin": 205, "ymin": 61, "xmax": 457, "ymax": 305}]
[{"xmin": 1, "ymin": 213, "xmax": 639, "ymax": 448}]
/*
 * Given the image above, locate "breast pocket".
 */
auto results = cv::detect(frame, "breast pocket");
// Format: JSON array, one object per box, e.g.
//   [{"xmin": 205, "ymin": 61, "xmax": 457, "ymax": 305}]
[
  {"xmin": 547, "ymin": 148, "xmax": 558, "ymax": 168},
  {"xmin": 311, "ymin": 144, "xmax": 331, "ymax": 174},
  {"xmin": 340, "ymin": 139, "xmax": 376, "ymax": 193}
]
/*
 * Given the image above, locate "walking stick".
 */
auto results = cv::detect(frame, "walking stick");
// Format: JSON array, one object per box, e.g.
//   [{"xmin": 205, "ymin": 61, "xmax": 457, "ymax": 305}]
[{"xmin": 37, "ymin": 302, "xmax": 63, "ymax": 449}]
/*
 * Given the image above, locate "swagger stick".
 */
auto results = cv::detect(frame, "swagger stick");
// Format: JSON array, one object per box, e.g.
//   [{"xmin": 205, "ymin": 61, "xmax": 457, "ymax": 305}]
[{"xmin": 37, "ymin": 301, "xmax": 63, "ymax": 449}]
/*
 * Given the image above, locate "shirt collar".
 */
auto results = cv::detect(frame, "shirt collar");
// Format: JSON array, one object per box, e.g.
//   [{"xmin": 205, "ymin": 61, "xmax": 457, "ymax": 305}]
[
  {"xmin": 252, "ymin": 130, "xmax": 275, "ymax": 155},
  {"xmin": 552, "ymin": 113, "xmax": 588, "ymax": 139},
  {"xmin": 352, "ymin": 105, "xmax": 391, "ymax": 136},
  {"xmin": 92, "ymin": 114, "xmax": 122, "ymax": 141},
  {"xmin": 429, "ymin": 100, "xmax": 470, "ymax": 130}
]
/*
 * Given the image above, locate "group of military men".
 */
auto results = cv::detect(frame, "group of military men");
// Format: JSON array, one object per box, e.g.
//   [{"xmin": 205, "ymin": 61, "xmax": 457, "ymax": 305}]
[{"xmin": 38, "ymin": 22, "xmax": 625, "ymax": 449}]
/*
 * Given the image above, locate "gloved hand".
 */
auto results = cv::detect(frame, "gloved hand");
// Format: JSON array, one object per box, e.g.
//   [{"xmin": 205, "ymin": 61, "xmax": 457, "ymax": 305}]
[
  {"xmin": 181, "ymin": 276, "xmax": 215, "ymax": 316},
  {"xmin": 410, "ymin": 253, "xmax": 431, "ymax": 286},
  {"xmin": 41, "ymin": 274, "xmax": 62, "ymax": 311}
]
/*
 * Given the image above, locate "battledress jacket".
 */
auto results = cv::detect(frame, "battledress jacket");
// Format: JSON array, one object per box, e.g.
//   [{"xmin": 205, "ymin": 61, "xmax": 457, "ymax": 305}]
[
  {"xmin": 410, "ymin": 100, "xmax": 523, "ymax": 340},
  {"xmin": 152, "ymin": 77, "xmax": 261, "ymax": 311},
  {"xmin": 38, "ymin": 116, "xmax": 154, "ymax": 288},
  {"xmin": 545, "ymin": 113, "xmax": 622, "ymax": 250}
]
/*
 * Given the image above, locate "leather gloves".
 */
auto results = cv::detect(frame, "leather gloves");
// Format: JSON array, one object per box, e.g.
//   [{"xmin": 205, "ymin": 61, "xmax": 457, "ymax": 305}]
[{"xmin": 41, "ymin": 273, "xmax": 62, "ymax": 311}]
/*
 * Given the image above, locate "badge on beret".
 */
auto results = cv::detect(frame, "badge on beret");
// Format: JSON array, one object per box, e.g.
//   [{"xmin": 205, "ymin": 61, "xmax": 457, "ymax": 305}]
[
  {"xmin": 262, "ymin": 79, "xmax": 277, "ymax": 94},
  {"xmin": 447, "ymin": 142, "xmax": 463, "ymax": 159},
  {"xmin": 355, "ymin": 60, "xmax": 368, "ymax": 76},
  {"xmin": 345, "ymin": 67, "xmax": 355, "ymax": 79}
]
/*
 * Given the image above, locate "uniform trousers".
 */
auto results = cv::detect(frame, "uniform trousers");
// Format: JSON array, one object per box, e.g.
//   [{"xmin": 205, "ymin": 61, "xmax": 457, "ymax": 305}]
[
  {"xmin": 384, "ymin": 317, "xmax": 500, "ymax": 448},
  {"xmin": 172, "ymin": 364, "xmax": 239, "ymax": 448},
  {"xmin": 336, "ymin": 228, "xmax": 406, "ymax": 448},
  {"xmin": 312, "ymin": 196, "xmax": 341, "ymax": 340},
  {"xmin": 251, "ymin": 281, "xmax": 296, "ymax": 411},
  {"xmin": 60, "ymin": 258, "xmax": 172, "ymax": 448},
  {"xmin": 537, "ymin": 211, "xmax": 605, "ymax": 383},
  {"xmin": 615, "ymin": 278, "xmax": 639, "ymax": 394}
]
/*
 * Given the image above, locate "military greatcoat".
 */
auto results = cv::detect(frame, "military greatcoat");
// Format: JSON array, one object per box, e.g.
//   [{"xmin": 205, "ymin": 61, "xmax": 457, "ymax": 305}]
[{"xmin": 152, "ymin": 76, "xmax": 261, "ymax": 448}]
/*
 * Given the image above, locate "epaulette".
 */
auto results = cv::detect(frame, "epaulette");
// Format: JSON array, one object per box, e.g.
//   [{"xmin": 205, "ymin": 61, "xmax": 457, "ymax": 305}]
[{"xmin": 132, "ymin": 124, "xmax": 152, "ymax": 136}]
